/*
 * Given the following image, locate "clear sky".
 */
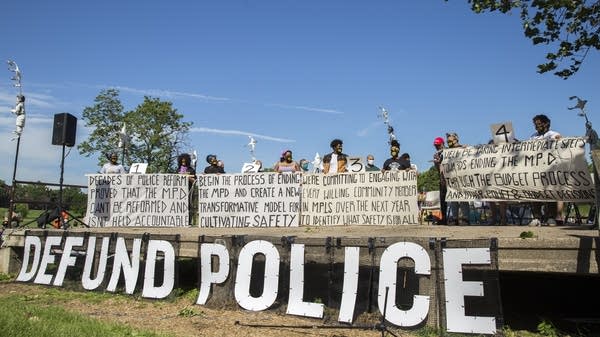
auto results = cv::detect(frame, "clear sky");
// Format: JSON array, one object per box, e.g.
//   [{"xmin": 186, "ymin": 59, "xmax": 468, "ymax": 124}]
[{"xmin": 1, "ymin": 1, "xmax": 598, "ymax": 187}]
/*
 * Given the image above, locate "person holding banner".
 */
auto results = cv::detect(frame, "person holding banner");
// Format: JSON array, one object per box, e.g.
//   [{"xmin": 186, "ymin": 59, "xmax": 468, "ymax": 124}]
[
  {"xmin": 177, "ymin": 153, "xmax": 197, "ymax": 183},
  {"xmin": 382, "ymin": 140, "xmax": 411, "ymax": 171},
  {"xmin": 177, "ymin": 153, "xmax": 196, "ymax": 225},
  {"xmin": 274, "ymin": 150, "xmax": 301, "ymax": 172},
  {"xmin": 446, "ymin": 132, "xmax": 471, "ymax": 225},
  {"xmin": 529, "ymin": 114, "xmax": 562, "ymax": 226},
  {"xmin": 100, "ymin": 153, "xmax": 126, "ymax": 174},
  {"xmin": 323, "ymin": 139, "xmax": 348, "ymax": 174},
  {"xmin": 204, "ymin": 154, "xmax": 225, "ymax": 174},
  {"xmin": 433, "ymin": 136, "xmax": 448, "ymax": 225}
]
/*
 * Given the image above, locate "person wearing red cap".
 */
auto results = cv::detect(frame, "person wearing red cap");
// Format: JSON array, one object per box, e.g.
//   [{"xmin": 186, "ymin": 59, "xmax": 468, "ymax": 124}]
[{"xmin": 432, "ymin": 137, "xmax": 447, "ymax": 225}]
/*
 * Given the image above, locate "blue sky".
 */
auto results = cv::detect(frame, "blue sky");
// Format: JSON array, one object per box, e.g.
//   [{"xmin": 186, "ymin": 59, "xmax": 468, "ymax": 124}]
[{"xmin": 1, "ymin": 1, "xmax": 598, "ymax": 187}]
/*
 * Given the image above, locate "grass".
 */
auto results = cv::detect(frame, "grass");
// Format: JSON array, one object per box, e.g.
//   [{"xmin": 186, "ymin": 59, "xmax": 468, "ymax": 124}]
[{"xmin": 0, "ymin": 293, "xmax": 174, "ymax": 337}]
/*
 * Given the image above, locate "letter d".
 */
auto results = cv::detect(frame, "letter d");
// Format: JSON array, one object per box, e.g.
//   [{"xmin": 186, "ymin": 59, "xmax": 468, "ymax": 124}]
[{"xmin": 16, "ymin": 235, "xmax": 42, "ymax": 282}]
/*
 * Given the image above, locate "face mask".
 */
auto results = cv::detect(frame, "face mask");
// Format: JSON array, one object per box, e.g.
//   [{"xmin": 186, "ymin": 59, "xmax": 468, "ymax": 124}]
[
  {"xmin": 301, "ymin": 163, "xmax": 309, "ymax": 171},
  {"xmin": 367, "ymin": 159, "xmax": 374, "ymax": 165}
]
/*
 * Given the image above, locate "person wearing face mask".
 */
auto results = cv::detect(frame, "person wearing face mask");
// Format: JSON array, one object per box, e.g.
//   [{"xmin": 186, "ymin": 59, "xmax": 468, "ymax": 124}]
[
  {"xmin": 382, "ymin": 140, "xmax": 410, "ymax": 171},
  {"xmin": 274, "ymin": 150, "xmax": 301, "ymax": 172},
  {"xmin": 365, "ymin": 154, "xmax": 380, "ymax": 171},
  {"xmin": 298, "ymin": 158, "xmax": 310, "ymax": 172},
  {"xmin": 446, "ymin": 132, "xmax": 470, "ymax": 225},
  {"xmin": 433, "ymin": 137, "xmax": 447, "ymax": 225}
]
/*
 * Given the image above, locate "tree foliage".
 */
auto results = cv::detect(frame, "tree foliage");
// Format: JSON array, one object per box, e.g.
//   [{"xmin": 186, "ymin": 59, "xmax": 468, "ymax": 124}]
[
  {"xmin": 125, "ymin": 96, "xmax": 192, "ymax": 173},
  {"xmin": 79, "ymin": 90, "xmax": 192, "ymax": 174},
  {"xmin": 467, "ymin": 0, "xmax": 600, "ymax": 79},
  {"xmin": 78, "ymin": 88, "xmax": 125, "ymax": 166},
  {"xmin": 417, "ymin": 165, "xmax": 442, "ymax": 193}
]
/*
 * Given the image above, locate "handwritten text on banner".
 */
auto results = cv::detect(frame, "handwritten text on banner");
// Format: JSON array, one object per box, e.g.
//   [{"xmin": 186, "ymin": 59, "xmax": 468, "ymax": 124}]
[
  {"xmin": 197, "ymin": 173, "xmax": 301, "ymax": 228},
  {"xmin": 442, "ymin": 137, "xmax": 594, "ymax": 202},
  {"xmin": 85, "ymin": 174, "xmax": 190, "ymax": 227},
  {"xmin": 301, "ymin": 171, "xmax": 419, "ymax": 226}
]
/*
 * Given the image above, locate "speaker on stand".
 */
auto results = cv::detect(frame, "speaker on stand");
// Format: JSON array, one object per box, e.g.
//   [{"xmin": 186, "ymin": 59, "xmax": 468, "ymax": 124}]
[{"xmin": 51, "ymin": 113, "xmax": 85, "ymax": 228}]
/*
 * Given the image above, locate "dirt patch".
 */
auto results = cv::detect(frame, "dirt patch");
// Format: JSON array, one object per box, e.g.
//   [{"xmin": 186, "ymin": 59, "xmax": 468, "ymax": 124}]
[{"xmin": 0, "ymin": 282, "xmax": 419, "ymax": 337}]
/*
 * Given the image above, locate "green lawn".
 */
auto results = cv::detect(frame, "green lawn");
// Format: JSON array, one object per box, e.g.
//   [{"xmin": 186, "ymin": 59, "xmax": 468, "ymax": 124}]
[{"xmin": 0, "ymin": 289, "xmax": 173, "ymax": 337}]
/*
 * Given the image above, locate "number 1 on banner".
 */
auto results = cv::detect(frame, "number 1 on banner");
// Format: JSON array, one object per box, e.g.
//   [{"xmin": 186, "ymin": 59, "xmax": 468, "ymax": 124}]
[
  {"xmin": 129, "ymin": 163, "xmax": 148, "ymax": 174},
  {"xmin": 490, "ymin": 122, "xmax": 515, "ymax": 144}
]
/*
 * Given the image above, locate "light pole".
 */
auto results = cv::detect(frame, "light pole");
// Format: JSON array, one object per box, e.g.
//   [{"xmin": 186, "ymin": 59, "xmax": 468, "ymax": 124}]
[
  {"xmin": 6, "ymin": 60, "xmax": 24, "ymax": 228},
  {"xmin": 569, "ymin": 96, "xmax": 600, "ymax": 229}
]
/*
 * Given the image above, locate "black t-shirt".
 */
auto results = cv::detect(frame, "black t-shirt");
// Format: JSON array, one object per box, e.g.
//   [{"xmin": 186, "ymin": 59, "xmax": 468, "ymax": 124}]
[
  {"xmin": 204, "ymin": 165, "xmax": 225, "ymax": 174},
  {"xmin": 382, "ymin": 157, "xmax": 411, "ymax": 171}
]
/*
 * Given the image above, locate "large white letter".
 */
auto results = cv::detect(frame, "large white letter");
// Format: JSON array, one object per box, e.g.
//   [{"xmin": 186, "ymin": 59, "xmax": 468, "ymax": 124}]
[
  {"xmin": 107, "ymin": 237, "xmax": 141, "ymax": 294},
  {"xmin": 82, "ymin": 236, "xmax": 110, "ymax": 290},
  {"xmin": 16, "ymin": 235, "xmax": 42, "ymax": 282},
  {"xmin": 33, "ymin": 236, "xmax": 63, "ymax": 285},
  {"xmin": 53, "ymin": 236, "xmax": 85, "ymax": 286},
  {"xmin": 443, "ymin": 248, "xmax": 495, "ymax": 334},
  {"xmin": 378, "ymin": 241, "xmax": 430, "ymax": 327},
  {"xmin": 234, "ymin": 240, "xmax": 279, "ymax": 311},
  {"xmin": 142, "ymin": 240, "xmax": 175, "ymax": 299},
  {"xmin": 286, "ymin": 243, "xmax": 324, "ymax": 318},
  {"xmin": 338, "ymin": 246, "xmax": 360, "ymax": 323},
  {"xmin": 196, "ymin": 243, "xmax": 229, "ymax": 305}
]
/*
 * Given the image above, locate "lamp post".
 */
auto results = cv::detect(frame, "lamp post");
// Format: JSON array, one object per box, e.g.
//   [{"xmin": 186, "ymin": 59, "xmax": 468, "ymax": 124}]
[
  {"xmin": 569, "ymin": 96, "xmax": 600, "ymax": 229},
  {"xmin": 6, "ymin": 60, "xmax": 23, "ymax": 228},
  {"xmin": 378, "ymin": 106, "xmax": 397, "ymax": 146}
]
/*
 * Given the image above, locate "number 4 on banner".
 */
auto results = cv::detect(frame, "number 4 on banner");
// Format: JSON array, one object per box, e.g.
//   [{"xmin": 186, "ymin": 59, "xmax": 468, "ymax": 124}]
[{"xmin": 490, "ymin": 122, "xmax": 515, "ymax": 144}]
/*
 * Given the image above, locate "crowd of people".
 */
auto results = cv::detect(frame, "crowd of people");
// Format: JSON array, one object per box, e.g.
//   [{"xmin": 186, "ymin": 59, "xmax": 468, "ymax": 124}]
[
  {"xmin": 431, "ymin": 114, "xmax": 564, "ymax": 226},
  {"xmin": 99, "ymin": 113, "xmax": 581, "ymax": 227}
]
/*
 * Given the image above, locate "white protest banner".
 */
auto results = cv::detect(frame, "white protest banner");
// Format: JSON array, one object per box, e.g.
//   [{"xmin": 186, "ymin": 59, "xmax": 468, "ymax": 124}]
[
  {"xmin": 85, "ymin": 174, "xmax": 190, "ymax": 227},
  {"xmin": 197, "ymin": 173, "xmax": 301, "ymax": 228},
  {"xmin": 301, "ymin": 171, "xmax": 419, "ymax": 226},
  {"xmin": 442, "ymin": 137, "xmax": 595, "ymax": 202}
]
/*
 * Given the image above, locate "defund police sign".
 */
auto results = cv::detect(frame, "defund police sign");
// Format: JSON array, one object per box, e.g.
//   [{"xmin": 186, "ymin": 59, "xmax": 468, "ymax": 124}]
[{"xmin": 16, "ymin": 233, "xmax": 498, "ymax": 335}]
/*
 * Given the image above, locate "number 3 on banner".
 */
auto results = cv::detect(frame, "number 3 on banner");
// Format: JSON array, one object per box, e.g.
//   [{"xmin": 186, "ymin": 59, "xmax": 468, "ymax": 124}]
[
  {"xmin": 490, "ymin": 122, "xmax": 515, "ymax": 144},
  {"xmin": 348, "ymin": 157, "xmax": 364, "ymax": 173}
]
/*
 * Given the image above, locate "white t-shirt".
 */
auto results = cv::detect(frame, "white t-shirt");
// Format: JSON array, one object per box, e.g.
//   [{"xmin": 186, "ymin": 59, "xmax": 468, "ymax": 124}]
[
  {"xmin": 530, "ymin": 130, "xmax": 561, "ymax": 140},
  {"xmin": 100, "ymin": 163, "xmax": 126, "ymax": 174},
  {"xmin": 329, "ymin": 153, "xmax": 338, "ymax": 173}
]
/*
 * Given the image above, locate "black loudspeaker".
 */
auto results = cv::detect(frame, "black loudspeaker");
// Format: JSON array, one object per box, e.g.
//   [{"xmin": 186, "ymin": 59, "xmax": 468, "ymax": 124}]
[{"xmin": 52, "ymin": 113, "xmax": 77, "ymax": 147}]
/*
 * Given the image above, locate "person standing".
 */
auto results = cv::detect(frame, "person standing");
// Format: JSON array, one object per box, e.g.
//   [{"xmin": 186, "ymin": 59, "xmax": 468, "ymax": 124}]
[
  {"xmin": 365, "ymin": 154, "xmax": 380, "ymax": 171},
  {"xmin": 274, "ymin": 150, "xmax": 301, "ymax": 172},
  {"xmin": 322, "ymin": 139, "xmax": 348, "ymax": 174},
  {"xmin": 433, "ymin": 137, "xmax": 448, "ymax": 225},
  {"xmin": 177, "ymin": 153, "xmax": 196, "ymax": 226},
  {"xmin": 204, "ymin": 154, "xmax": 225, "ymax": 174},
  {"xmin": 529, "ymin": 114, "xmax": 562, "ymax": 226},
  {"xmin": 446, "ymin": 132, "xmax": 471, "ymax": 225},
  {"xmin": 100, "ymin": 152, "xmax": 126, "ymax": 174},
  {"xmin": 382, "ymin": 140, "xmax": 411, "ymax": 171}
]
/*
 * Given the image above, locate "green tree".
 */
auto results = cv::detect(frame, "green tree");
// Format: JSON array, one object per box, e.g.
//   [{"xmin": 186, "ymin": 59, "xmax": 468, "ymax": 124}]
[
  {"xmin": 417, "ymin": 165, "xmax": 442, "ymax": 193},
  {"xmin": 78, "ymin": 88, "xmax": 125, "ymax": 166},
  {"xmin": 466, "ymin": 0, "xmax": 600, "ymax": 79},
  {"xmin": 125, "ymin": 96, "xmax": 192, "ymax": 173},
  {"xmin": 79, "ymin": 90, "xmax": 193, "ymax": 173}
]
